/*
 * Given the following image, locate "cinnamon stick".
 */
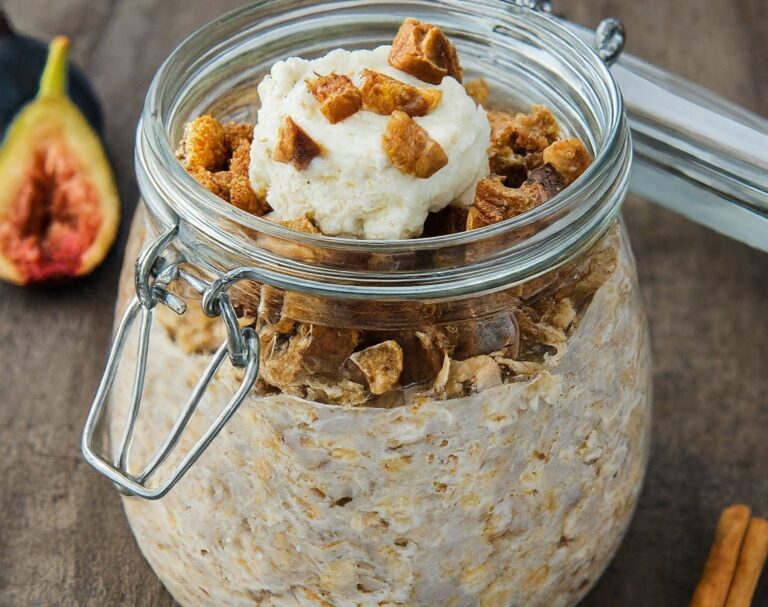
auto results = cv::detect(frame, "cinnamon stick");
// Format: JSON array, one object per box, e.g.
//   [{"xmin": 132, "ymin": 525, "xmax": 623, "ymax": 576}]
[
  {"xmin": 690, "ymin": 504, "xmax": 752, "ymax": 607},
  {"xmin": 724, "ymin": 517, "xmax": 768, "ymax": 607}
]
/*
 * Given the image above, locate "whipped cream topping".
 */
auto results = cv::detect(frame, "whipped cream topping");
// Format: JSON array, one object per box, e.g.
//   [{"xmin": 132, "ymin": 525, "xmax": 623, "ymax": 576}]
[{"xmin": 249, "ymin": 46, "xmax": 490, "ymax": 239}]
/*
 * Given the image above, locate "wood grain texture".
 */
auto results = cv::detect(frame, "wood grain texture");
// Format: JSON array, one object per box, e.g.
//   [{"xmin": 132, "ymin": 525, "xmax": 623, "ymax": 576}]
[{"xmin": 0, "ymin": 1, "xmax": 765, "ymax": 605}]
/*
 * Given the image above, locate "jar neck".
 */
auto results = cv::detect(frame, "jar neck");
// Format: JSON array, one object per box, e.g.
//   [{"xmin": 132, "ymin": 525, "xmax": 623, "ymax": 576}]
[{"xmin": 136, "ymin": 0, "xmax": 630, "ymax": 301}]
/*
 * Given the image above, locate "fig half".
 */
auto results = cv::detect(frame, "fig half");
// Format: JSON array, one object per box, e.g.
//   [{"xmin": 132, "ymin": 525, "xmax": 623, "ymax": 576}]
[{"xmin": 0, "ymin": 36, "xmax": 119, "ymax": 285}]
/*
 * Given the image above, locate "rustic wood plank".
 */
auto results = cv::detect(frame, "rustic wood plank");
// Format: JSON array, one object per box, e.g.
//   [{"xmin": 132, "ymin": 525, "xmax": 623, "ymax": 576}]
[{"xmin": 0, "ymin": 1, "xmax": 765, "ymax": 605}]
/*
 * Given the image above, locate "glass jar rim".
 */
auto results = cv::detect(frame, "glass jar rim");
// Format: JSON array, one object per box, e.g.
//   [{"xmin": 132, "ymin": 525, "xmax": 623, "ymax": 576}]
[{"xmin": 136, "ymin": 0, "xmax": 631, "ymax": 300}]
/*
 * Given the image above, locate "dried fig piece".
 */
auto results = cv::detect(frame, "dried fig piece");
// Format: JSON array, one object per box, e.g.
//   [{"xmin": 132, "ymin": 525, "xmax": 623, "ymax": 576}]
[
  {"xmin": 526, "ymin": 164, "xmax": 566, "ymax": 196},
  {"xmin": 278, "ymin": 214, "xmax": 322, "ymax": 234},
  {"xmin": 434, "ymin": 355, "xmax": 502, "ymax": 399},
  {"xmin": 466, "ymin": 166, "xmax": 564, "ymax": 230},
  {"xmin": 511, "ymin": 105, "xmax": 560, "ymax": 152},
  {"xmin": 177, "ymin": 118, "xmax": 267, "ymax": 215},
  {"xmin": 492, "ymin": 356, "xmax": 542, "ymax": 379},
  {"xmin": 258, "ymin": 284, "xmax": 285, "ymax": 325},
  {"xmin": 488, "ymin": 106, "xmax": 560, "ymax": 155},
  {"xmin": 304, "ymin": 378, "xmax": 368, "ymax": 406},
  {"xmin": 228, "ymin": 137, "xmax": 252, "ymax": 177},
  {"xmin": 360, "ymin": 69, "xmax": 442, "ymax": 117},
  {"xmin": 349, "ymin": 340, "xmax": 404, "ymax": 395},
  {"xmin": 534, "ymin": 296, "xmax": 577, "ymax": 331},
  {"xmin": 273, "ymin": 116, "xmax": 322, "ymax": 171},
  {"xmin": 421, "ymin": 204, "xmax": 469, "ymax": 237},
  {"xmin": 464, "ymin": 79, "xmax": 489, "ymax": 106},
  {"xmin": 223, "ymin": 122, "xmax": 253, "ymax": 150},
  {"xmin": 229, "ymin": 136, "xmax": 264, "ymax": 213},
  {"xmin": 0, "ymin": 37, "xmax": 119, "ymax": 285},
  {"xmin": 487, "ymin": 108, "xmax": 554, "ymax": 187},
  {"xmin": 489, "ymin": 147, "xmax": 529, "ymax": 189},
  {"xmin": 453, "ymin": 314, "xmax": 518, "ymax": 360},
  {"xmin": 514, "ymin": 306, "xmax": 567, "ymax": 361},
  {"xmin": 389, "ymin": 18, "xmax": 462, "ymax": 84},
  {"xmin": 260, "ymin": 321, "xmax": 361, "ymax": 387},
  {"xmin": 188, "ymin": 167, "xmax": 231, "ymax": 202},
  {"xmin": 542, "ymin": 138, "xmax": 592, "ymax": 185},
  {"xmin": 177, "ymin": 114, "xmax": 228, "ymax": 171},
  {"xmin": 382, "ymin": 110, "xmax": 448, "ymax": 178},
  {"xmin": 229, "ymin": 173, "xmax": 267, "ymax": 215},
  {"xmin": 553, "ymin": 241, "xmax": 618, "ymax": 308},
  {"xmin": 396, "ymin": 326, "xmax": 458, "ymax": 386},
  {"xmin": 306, "ymin": 73, "xmax": 362, "ymax": 124}
]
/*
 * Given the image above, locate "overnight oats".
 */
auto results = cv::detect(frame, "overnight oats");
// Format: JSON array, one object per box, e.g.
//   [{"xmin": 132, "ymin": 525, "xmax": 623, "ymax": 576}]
[{"xmin": 97, "ymin": 5, "xmax": 650, "ymax": 607}]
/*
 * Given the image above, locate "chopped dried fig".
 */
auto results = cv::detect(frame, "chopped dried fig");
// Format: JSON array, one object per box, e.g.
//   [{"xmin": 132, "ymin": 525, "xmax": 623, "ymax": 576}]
[
  {"xmin": 488, "ymin": 106, "xmax": 560, "ymax": 155},
  {"xmin": 188, "ymin": 166, "xmax": 231, "ymax": 201},
  {"xmin": 223, "ymin": 122, "xmax": 253, "ymax": 150},
  {"xmin": 492, "ymin": 356, "xmax": 542, "ymax": 379},
  {"xmin": 360, "ymin": 69, "xmax": 442, "ymax": 117},
  {"xmin": 542, "ymin": 138, "xmax": 592, "ymax": 185},
  {"xmin": 514, "ymin": 306, "xmax": 567, "ymax": 360},
  {"xmin": 229, "ymin": 138, "xmax": 252, "ymax": 177},
  {"xmin": 178, "ymin": 119, "xmax": 267, "ymax": 216},
  {"xmin": 388, "ymin": 18, "xmax": 462, "ymax": 84},
  {"xmin": 464, "ymin": 79, "xmax": 489, "ymax": 106},
  {"xmin": 396, "ymin": 326, "xmax": 458, "ymax": 386},
  {"xmin": 538, "ymin": 296, "xmax": 577, "ymax": 331},
  {"xmin": 229, "ymin": 136, "xmax": 268, "ymax": 214},
  {"xmin": 434, "ymin": 355, "xmax": 502, "ymax": 398},
  {"xmin": 306, "ymin": 73, "xmax": 362, "ymax": 124},
  {"xmin": 177, "ymin": 115, "xmax": 228, "ymax": 171},
  {"xmin": 230, "ymin": 173, "xmax": 267, "ymax": 215},
  {"xmin": 188, "ymin": 167, "xmax": 266, "ymax": 216},
  {"xmin": 278, "ymin": 214, "xmax": 322, "ymax": 234},
  {"xmin": 305, "ymin": 378, "xmax": 368, "ymax": 406},
  {"xmin": 526, "ymin": 164, "xmax": 566, "ymax": 196},
  {"xmin": 382, "ymin": 110, "xmax": 448, "ymax": 178},
  {"xmin": 260, "ymin": 321, "xmax": 361, "ymax": 387},
  {"xmin": 258, "ymin": 284, "xmax": 285, "ymax": 325},
  {"xmin": 273, "ymin": 116, "xmax": 322, "ymax": 171},
  {"xmin": 421, "ymin": 204, "xmax": 469, "ymax": 237},
  {"xmin": 489, "ymin": 147, "xmax": 529, "ymax": 189},
  {"xmin": 512, "ymin": 105, "xmax": 560, "ymax": 152},
  {"xmin": 453, "ymin": 314, "xmax": 518, "ymax": 360},
  {"xmin": 553, "ymin": 242, "xmax": 618, "ymax": 308},
  {"xmin": 466, "ymin": 166, "xmax": 564, "ymax": 229},
  {"xmin": 349, "ymin": 340, "xmax": 404, "ymax": 395}
]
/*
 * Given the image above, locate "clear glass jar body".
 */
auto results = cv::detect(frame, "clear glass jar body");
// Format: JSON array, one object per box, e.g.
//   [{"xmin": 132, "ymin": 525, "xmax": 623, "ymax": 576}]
[
  {"xmin": 109, "ymin": 2, "xmax": 651, "ymax": 606},
  {"xmin": 114, "ymin": 218, "xmax": 650, "ymax": 607}
]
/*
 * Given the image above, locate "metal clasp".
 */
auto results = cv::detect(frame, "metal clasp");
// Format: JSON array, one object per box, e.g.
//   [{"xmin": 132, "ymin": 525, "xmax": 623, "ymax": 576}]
[
  {"xmin": 81, "ymin": 226, "xmax": 260, "ymax": 500},
  {"xmin": 505, "ymin": 2, "xmax": 625, "ymax": 66},
  {"xmin": 595, "ymin": 17, "xmax": 625, "ymax": 66}
]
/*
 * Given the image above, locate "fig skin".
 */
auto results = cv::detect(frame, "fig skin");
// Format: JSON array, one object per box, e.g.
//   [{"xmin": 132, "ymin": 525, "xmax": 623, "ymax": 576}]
[
  {"xmin": 0, "ymin": 36, "xmax": 119, "ymax": 285},
  {"xmin": 0, "ymin": 10, "xmax": 103, "ymax": 138}
]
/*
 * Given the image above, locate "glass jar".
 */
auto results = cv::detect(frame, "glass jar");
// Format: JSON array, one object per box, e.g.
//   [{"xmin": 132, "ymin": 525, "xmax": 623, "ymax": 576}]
[{"xmin": 84, "ymin": 2, "xmax": 652, "ymax": 606}]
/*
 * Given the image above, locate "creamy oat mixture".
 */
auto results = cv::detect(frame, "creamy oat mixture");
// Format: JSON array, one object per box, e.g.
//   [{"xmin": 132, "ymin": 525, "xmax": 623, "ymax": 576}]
[
  {"xmin": 113, "ymin": 223, "xmax": 650, "ymax": 607},
  {"xmin": 114, "ymin": 17, "xmax": 651, "ymax": 607}
]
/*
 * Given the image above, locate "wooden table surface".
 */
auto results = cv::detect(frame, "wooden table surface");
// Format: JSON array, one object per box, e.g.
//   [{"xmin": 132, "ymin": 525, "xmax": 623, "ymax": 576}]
[{"xmin": 1, "ymin": 1, "xmax": 766, "ymax": 605}]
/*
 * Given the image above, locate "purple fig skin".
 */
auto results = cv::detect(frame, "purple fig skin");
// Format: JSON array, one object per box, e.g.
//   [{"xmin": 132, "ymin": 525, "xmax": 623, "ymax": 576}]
[{"xmin": 0, "ymin": 10, "xmax": 103, "ymax": 137}]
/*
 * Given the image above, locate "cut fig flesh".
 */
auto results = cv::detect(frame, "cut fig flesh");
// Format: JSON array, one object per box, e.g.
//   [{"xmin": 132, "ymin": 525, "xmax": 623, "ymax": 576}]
[{"xmin": 0, "ymin": 36, "xmax": 118, "ymax": 285}]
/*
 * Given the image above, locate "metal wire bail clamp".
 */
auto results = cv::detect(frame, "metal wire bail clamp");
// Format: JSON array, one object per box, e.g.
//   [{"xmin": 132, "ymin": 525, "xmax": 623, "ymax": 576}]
[{"xmin": 81, "ymin": 224, "xmax": 261, "ymax": 500}]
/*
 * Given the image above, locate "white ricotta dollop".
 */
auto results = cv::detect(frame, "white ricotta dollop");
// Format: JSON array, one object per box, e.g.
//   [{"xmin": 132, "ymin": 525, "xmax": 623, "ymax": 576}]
[{"xmin": 249, "ymin": 46, "xmax": 490, "ymax": 239}]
